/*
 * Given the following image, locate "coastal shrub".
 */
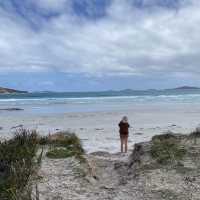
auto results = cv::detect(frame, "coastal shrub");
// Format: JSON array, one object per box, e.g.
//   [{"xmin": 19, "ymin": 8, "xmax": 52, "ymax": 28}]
[
  {"xmin": 0, "ymin": 129, "xmax": 41, "ymax": 200},
  {"xmin": 190, "ymin": 127, "xmax": 200, "ymax": 138},
  {"xmin": 189, "ymin": 127, "xmax": 200, "ymax": 145},
  {"xmin": 37, "ymin": 136, "xmax": 49, "ymax": 145},
  {"xmin": 46, "ymin": 148, "xmax": 75, "ymax": 159},
  {"xmin": 151, "ymin": 133, "xmax": 186, "ymax": 164},
  {"xmin": 46, "ymin": 132, "xmax": 85, "ymax": 161}
]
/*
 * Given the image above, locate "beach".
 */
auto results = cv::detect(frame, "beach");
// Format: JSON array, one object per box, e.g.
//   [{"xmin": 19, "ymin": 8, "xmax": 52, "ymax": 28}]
[
  {"xmin": 0, "ymin": 101, "xmax": 200, "ymax": 153},
  {"xmin": 2, "ymin": 94, "xmax": 200, "ymax": 200}
]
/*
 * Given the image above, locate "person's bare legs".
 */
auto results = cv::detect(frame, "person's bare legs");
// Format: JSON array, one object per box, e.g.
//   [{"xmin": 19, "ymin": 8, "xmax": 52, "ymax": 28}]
[
  {"xmin": 125, "ymin": 137, "xmax": 128, "ymax": 153},
  {"xmin": 120, "ymin": 138, "xmax": 124, "ymax": 153}
]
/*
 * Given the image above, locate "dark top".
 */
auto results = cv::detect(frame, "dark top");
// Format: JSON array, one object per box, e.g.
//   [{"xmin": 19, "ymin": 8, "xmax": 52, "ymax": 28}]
[{"xmin": 119, "ymin": 121, "xmax": 130, "ymax": 135}]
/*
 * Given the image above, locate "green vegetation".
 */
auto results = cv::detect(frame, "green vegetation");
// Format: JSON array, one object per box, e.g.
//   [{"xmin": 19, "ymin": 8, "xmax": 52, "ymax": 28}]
[
  {"xmin": 45, "ymin": 132, "xmax": 85, "ymax": 161},
  {"xmin": 46, "ymin": 148, "xmax": 75, "ymax": 159},
  {"xmin": 0, "ymin": 129, "xmax": 42, "ymax": 200},
  {"xmin": 190, "ymin": 127, "xmax": 200, "ymax": 144},
  {"xmin": 151, "ymin": 133, "xmax": 186, "ymax": 164},
  {"xmin": 190, "ymin": 127, "xmax": 200, "ymax": 138},
  {"xmin": 0, "ymin": 130, "xmax": 85, "ymax": 199}
]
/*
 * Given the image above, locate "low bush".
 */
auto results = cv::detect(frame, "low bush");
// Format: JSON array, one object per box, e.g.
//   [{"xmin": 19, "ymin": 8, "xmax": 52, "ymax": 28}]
[
  {"xmin": 151, "ymin": 133, "xmax": 186, "ymax": 164},
  {"xmin": 46, "ymin": 132, "xmax": 85, "ymax": 161}
]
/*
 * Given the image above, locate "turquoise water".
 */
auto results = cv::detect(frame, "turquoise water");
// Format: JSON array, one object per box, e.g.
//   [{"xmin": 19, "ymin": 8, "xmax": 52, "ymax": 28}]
[{"xmin": 1, "ymin": 89, "xmax": 200, "ymax": 114}]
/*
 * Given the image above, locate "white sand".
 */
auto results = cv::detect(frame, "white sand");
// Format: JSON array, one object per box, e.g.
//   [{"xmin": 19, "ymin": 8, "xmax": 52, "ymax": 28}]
[{"xmin": 0, "ymin": 102, "xmax": 200, "ymax": 153}]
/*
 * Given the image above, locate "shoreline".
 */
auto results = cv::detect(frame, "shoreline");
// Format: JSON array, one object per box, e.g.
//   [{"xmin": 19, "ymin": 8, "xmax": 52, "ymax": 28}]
[{"xmin": 0, "ymin": 102, "xmax": 200, "ymax": 153}]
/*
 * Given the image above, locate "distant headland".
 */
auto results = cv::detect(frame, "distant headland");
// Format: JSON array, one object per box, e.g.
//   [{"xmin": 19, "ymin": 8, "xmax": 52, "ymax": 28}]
[{"xmin": 0, "ymin": 87, "xmax": 28, "ymax": 94}]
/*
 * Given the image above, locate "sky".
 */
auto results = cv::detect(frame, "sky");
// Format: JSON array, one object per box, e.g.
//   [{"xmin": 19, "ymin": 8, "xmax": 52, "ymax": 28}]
[{"xmin": 0, "ymin": 0, "xmax": 200, "ymax": 92}]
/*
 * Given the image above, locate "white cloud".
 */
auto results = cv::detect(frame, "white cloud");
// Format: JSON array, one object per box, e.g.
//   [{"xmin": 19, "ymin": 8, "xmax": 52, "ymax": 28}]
[{"xmin": 0, "ymin": 0, "xmax": 200, "ymax": 79}]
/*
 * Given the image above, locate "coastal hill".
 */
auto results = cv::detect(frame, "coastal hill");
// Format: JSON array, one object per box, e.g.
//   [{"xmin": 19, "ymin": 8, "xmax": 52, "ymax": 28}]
[
  {"xmin": 0, "ymin": 87, "xmax": 27, "ymax": 94},
  {"xmin": 169, "ymin": 86, "xmax": 200, "ymax": 90},
  {"xmin": 8, "ymin": 85, "xmax": 199, "ymax": 95}
]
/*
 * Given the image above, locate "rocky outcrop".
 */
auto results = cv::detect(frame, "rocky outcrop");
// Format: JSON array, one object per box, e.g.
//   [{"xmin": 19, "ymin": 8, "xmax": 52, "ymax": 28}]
[{"xmin": 0, "ymin": 108, "xmax": 24, "ymax": 111}]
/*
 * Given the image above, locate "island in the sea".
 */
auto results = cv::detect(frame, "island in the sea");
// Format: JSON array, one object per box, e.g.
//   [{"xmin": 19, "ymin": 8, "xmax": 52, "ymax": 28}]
[
  {"xmin": 0, "ymin": 87, "xmax": 28, "ymax": 94},
  {"xmin": 172, "ymin": 86, "xmax": 200, "ymax": 90}
]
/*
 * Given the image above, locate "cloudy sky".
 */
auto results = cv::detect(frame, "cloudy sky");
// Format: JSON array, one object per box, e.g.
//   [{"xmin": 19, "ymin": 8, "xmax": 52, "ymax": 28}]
[{"xmin": 0, "ymin": 0, "xmax": 200, "ymax": 91}]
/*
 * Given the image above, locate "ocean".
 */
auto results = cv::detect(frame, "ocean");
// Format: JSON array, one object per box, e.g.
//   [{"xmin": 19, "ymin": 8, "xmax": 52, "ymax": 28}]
[
  {"xmin": 1, "ymin": 89, "xmax": 200, "ymax": 114},
  {"xmin": 1, "ymin": 89, "xmax": 200, "ymax": 153}
]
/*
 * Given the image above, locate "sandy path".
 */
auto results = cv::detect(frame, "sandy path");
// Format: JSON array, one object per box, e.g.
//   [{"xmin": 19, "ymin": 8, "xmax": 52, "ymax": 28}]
[{"xmin": 37, "ymin": 136, "xmax": 200, "ymax": 200}]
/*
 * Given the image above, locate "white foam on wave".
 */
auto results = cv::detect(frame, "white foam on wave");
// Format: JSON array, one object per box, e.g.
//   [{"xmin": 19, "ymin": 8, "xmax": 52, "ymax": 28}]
[{"xmin": 1, "ymin": 93, "xmax": 200, "ymax": 107}]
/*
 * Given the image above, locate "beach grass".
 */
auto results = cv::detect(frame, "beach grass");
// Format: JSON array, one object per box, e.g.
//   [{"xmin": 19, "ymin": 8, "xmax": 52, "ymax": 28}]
[
  {"xmin": 45, "ymin": 132, "xmax": 85, "ymax": 161},
  {"xmin": 0, "ymin": 129, "xmax": 41, "ymax": 200},
  {"xmin": 0, "ymin": 129, "xmax": 85, "ymax": 199},
  {"xmin": 151, "ymin": 133, "xmax": 186, "ymax": 164},
  {"xmin": 46, "ymin": 147, "xmax": 75, "ymax": 159},
  {"xmin": 190, "ymin": 127, "xmax": 200, "ymax": 138},
  {"xmin": 189, "ymin": 127, "xmax": 200, "ymax": 145}
]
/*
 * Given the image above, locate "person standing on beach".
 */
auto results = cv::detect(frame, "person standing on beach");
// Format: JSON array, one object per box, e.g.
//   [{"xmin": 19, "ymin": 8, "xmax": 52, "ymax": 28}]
[{"xmin": 119, "ymin": 116, "xmax": 130, "ymax": 153}]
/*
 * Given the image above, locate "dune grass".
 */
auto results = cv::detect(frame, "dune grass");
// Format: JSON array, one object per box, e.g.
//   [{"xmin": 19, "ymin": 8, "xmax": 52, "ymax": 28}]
[
  {"xmin": 189, "ymin": 127, "xmax": 200, "ymax": 145},
  {"xmin": 151, "ymin": 133, "xmax": 186, "ymax": 164},
  {"xmin": 0, "ymin": 129, "xmax": 85, "ymax": 199},
  {"xmin": 0, "ymin": 129, "xmax": 42, "ymax": 200},
  {"xmin": 46, "ymin": 148, "xmax": 75, "ymax": 159},
  {"xmin": 45, "ymin": 132, "xmax": 85, "ymax": 162}
]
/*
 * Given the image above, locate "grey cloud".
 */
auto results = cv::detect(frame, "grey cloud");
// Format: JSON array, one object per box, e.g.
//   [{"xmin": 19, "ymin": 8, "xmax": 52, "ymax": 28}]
[{"xmin": 0, "ymin": 0, "xmax": 200, "ymax": 79}]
